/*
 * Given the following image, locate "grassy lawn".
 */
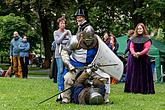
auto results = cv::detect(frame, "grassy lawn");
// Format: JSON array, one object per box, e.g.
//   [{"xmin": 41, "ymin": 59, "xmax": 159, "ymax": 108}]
[{"xmin": 0, "ymin": 78, "xmax": 165, "ymax": 110}]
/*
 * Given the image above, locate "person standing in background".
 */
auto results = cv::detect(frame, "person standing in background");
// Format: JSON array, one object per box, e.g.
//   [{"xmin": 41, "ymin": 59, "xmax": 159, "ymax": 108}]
[
  {"xmin": 108, "ymin": 34, "xmax": 119, "ymax": 84},
  {"xmin": 121, "ymin": 30, "xmax": 134, "ymax": 82},
  {"xmin": 109, "ymin": 34, "xmax": 119, "ymax": 56},
  {"xmin": 50, "ymin": 40, "xmax": 57, "ymax": 83},
  {"xmin": 122, "ymin": 29, "xmax": 134, "ymax": 58},
  {"xmin": 103, "ymin": 31, "xmax": 111, "ymax": 45},
  {"xmin": 19, "ymin": 35, "xmax": 30, "ymax": 78},
  {"xmin": 124, "ymin": 23, "xmax": 155, "ymax": 94},
  {"xmin": 10, "ymin": 31, "xmax": 22, "ymax": 78},
  {"xmin": 53, "ymin": 17, "xmax": 72, "ymax": 92}
]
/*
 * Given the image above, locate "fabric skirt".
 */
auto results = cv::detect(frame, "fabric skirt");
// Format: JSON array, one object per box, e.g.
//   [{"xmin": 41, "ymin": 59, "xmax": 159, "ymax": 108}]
[{"xmin": 124, "ymin": 55, "xmax": 155, "ymax": 94}]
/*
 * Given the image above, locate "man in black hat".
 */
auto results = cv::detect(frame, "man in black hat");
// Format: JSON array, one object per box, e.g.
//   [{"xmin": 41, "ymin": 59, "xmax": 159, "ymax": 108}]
[
  {"xmin": 60, "ymin": 8, "xmax": 110, "ymax": 104},
  {"xmin": 75, "ymin": 8, "xmax": 93, "ymax": 34}
]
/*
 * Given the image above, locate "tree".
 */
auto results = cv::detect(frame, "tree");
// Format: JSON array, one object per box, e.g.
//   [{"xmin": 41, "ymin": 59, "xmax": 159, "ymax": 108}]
[
  {"xmin": 4, "ymin": 0, "xmax": 76, "ymax": 68},
  {"xmin": 0, "ymin": 13, "xmax": 39, "ymax": 56},
  {"xmin": 2, "ymin": 0, "xmax": 165, "ymax": 68}
]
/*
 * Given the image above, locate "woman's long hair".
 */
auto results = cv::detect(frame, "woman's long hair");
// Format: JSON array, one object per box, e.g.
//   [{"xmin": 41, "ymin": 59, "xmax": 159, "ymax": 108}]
[{"xmin": 134, "ymin": 23, "xmax": 148, "ymax": 37}]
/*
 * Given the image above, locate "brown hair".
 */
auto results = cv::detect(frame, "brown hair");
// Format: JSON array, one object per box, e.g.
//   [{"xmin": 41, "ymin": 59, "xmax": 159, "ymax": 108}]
[
  {"xmin": 110, "ymin": 34, "xmax": 117, "ymax": 43},
  {"xmin": 134, "ymin": 23, "xmax": 148, "ymax": 37},
  {"xmin": 23, "ymin": 35, "xmax": 27, "ymax": 39},
  {"xmin": 127, "ymin": 29, "xmax": 134, "ymax": 38},
  {"xmin": 57, "ymin": 17, "xmax": 66, "ymax": 25}
]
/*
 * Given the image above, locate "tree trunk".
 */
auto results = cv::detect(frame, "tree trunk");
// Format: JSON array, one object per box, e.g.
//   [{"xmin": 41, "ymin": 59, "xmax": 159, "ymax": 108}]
[
  {"xmin": 132, "ymin": 0, "xmax": 144, "ymax": 27},
  {"xmin": 39, "ymin": 13, "xmax": 51, "ymax": 69}
]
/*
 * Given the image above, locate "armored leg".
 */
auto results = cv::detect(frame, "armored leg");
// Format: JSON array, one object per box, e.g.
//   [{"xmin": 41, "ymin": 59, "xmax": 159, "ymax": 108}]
[
  {"xmin": 62, "ymin": 71, "xmax": 76, "ymax": 103},
  {"xmin": 94, "ymin": 69, "xmax": 111, "ymax": 103}
]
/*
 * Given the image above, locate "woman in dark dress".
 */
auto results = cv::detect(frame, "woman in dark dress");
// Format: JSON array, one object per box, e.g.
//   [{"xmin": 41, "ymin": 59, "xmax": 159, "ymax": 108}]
[
  {"xmin": 121, "ymin": 30, "xmax": 134, "ymax": 82},
  {"xmin": 124, "ymin": 23, "xmax": 155, "ymax": 94}
]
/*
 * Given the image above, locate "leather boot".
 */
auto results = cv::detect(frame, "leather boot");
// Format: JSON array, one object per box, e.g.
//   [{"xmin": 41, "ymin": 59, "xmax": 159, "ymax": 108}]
[{"xmin": 104, "ymin": 93, "xmax": 110, "ymax": 104}]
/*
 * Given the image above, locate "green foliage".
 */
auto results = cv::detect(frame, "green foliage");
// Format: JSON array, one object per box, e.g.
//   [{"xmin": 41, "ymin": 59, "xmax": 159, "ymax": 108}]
[
  {"xmin": 88, "ymin": 2, "xmax": 133, "ymax": 36},
  {"xmin": 0, "ymin": 13, "xmax": 40, "ymax": 56},
  {"xmin": 1, "ymin": 0, "xmax": 165, "ymax": 52},
  {"xmin": 155, "ymin": 28, "xmax": 165, "ymax": 43},
  {"xmin": 0, "ymin": 78, "xmax": 165, "ymax": 110},
  {"xmin": 138, "ymin": 0, "xmax": 165, "ymax": 29}
]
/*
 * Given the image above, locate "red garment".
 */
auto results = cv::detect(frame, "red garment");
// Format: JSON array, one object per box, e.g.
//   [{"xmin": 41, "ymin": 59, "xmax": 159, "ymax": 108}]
[{"xmin": 130, "ymin": 40, "xmax": 151, "ymax": 56}]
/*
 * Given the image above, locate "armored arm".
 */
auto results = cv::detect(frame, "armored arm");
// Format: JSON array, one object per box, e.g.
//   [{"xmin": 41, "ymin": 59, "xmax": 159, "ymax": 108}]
[{"xmin": 61, "ymin": 49, "xmax": 75, "ymax": 71}]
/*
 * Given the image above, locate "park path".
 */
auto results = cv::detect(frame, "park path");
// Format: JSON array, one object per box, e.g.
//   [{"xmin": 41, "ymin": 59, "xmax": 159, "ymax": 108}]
[{"xmin": 28, "ymin": 69, "xmax": 50, "ymax": 78}]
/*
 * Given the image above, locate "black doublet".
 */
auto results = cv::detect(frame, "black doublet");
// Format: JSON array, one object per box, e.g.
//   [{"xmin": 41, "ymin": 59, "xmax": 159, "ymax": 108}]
[{"xmin": 78, "ymin": 21, "xmax": 90, "ymax": 33}]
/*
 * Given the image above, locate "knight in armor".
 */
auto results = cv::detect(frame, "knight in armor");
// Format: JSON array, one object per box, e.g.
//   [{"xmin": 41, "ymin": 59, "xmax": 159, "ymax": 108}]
[
  {"xmin": 60, "ymin": 9, "xmax": 110, "ymax": 104},
  {"xmin": 71, "ymin": 66, "xmax": 106, "ymax": 105}
]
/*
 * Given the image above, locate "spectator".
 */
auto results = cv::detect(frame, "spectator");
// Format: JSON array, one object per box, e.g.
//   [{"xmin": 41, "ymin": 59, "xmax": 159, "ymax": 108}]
[
  {"xmin": 124, "ymin": 23, "xmax": 155, "ymax": 94},
  {"xmin": 10, "ymin": 31, "xmax": 22, "ymax": 78},
  {"xmin": 102, "ymin": 31, "xmax": 110, "ymax": 45},
  {"xmin": 19, "ymin": 35, "xmax": 30, "ymax": 78},
  {"xmin": 103, "ymin": 33, "xmax": 119, "ymax": 84},
  {"xmin": 50, "ymin": 40, "xmax": 57, "ymax": 83},
  {"xmin": 53, "ymin": 17, "xmax": 72, "ymax": 92},
  {"xmin": 121, "ymin": 30, "xmax": 134, "ymax": 82},
  {"xmin": 109, "ymin": 34, "xmax": 119, "ymax": 56},
  {"xmin": 122, "ymin": 29, "xmax": 134, "ymax": 58}
]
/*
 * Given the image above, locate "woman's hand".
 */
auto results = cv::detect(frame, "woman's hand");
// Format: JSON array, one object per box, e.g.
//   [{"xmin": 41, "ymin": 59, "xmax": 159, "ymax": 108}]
[{"xmin": 133, "ymin": 52, "xmax": 141, "ymax": 58}]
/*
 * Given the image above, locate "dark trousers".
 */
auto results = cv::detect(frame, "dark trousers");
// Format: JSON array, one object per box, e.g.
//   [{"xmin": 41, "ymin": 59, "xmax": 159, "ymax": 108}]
[
  {"xmin": 20, "ymin": 57, "xmax": 29, "ymax": 78},
  {"xmin": 52, "ymin": 58, "xmax": 57, "ymax": 83}
]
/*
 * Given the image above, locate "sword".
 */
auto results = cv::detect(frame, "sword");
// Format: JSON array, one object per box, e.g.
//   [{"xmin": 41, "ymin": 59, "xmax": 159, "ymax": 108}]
[
  {"xmin": 75, "ymin": 63, "xmax": 118, "ymax": 71},
  {"xmin": 38, "ymin": 86, "xmax": 72, "ymax": 105},
  {"xmin": 39, "ymin": 63, "xmax": 118, "ymax": 104}
]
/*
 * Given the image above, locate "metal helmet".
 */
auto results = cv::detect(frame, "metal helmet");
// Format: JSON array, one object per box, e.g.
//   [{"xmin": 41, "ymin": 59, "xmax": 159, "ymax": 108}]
[
  {"xmin": 75, "ymin": 9, "xmax": 86, "ymax": 17},
  {"xmin": 85, "ymin": 87, "xmax": 104, "ymax": 105},
  {"xmin": 79, "ymin": 28, "xmax": 97, "ymax": 49}
]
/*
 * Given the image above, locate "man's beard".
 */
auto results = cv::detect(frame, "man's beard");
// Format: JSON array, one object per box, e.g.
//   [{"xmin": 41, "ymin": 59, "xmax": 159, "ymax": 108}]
[{"xmin": 77, "ymin": 21, "xmax": 82, "ymax": 26}]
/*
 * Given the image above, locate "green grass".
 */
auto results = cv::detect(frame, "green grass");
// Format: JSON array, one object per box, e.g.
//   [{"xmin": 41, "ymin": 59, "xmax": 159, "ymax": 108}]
[{"xmin": 0, "ymin": 78, "xmax": 165, "ymax": 110}]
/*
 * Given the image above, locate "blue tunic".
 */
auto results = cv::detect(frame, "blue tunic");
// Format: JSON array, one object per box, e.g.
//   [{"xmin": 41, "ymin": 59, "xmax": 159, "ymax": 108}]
[{"xmin": 60, "ymin": 48, "xmax": 98, "ymax": 91}]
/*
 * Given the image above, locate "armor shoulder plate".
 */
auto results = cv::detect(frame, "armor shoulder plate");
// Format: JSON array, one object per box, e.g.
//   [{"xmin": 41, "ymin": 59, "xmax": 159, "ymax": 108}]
[{"xmin": 69, "ymin": 35, "xmax": 78, "ymax": 50}]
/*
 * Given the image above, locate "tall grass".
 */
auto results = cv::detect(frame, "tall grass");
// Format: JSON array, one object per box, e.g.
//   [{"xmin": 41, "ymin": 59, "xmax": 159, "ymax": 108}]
[{"xmin": 0, "ymin": 78, "xmax": 165, "ymax": 110}]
